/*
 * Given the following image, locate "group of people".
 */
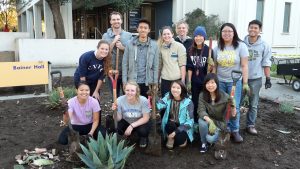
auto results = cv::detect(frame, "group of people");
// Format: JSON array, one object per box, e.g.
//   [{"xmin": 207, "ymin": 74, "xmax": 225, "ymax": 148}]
[{"xmin": 58, "ymin": 11, "xmax": 272, "ymax": 156}]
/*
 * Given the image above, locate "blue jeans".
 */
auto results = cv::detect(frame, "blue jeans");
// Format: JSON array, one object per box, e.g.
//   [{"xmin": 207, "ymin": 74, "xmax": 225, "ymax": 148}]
[
  {"xmin": 219, "ymin": 80, "xmax": 242, "ymax": 132},
  {"xmin": 198, "ymin": 119, "xmax": 220, "ymax": 144},
  {"xmin": 246, "ymin": 78, "xmax": 262, "ymax": 127}
]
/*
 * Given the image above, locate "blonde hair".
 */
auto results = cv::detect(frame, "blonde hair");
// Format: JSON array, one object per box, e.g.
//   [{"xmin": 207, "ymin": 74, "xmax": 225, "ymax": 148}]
[
  {"xmin": 124, "ymin": 81, "xmax": 141, "ymax": 101},
  {"xmin": 175, "ymin": 20, "xmax": 189, "ymax": 34}
]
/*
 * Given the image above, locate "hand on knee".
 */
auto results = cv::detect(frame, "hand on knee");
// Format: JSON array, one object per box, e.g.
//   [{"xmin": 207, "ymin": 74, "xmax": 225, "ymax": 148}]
[{"xmin": 179, "ymin": 140, "xmax": 187, "ymax": 148}]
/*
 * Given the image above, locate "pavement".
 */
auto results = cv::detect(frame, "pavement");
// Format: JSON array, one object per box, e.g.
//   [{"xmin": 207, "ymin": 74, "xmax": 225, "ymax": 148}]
[{"xmin": 1, "ymin": 66, "xmax": 299, "ymax": 109}]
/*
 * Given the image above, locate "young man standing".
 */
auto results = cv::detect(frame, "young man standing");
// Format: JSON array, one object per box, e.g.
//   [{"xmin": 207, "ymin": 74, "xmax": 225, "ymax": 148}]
[
  {"xmin": 174, "ymin": 21, "xmax": 193, "ymax": 52},
  {"xmin": 244, "ymin": 20, "xmax": 272, "ymax": 135},
  {"xmin": 103, "ymin": 11, "xmax": 132, "ymax": 97},
  {"xmin": 122, "ymin": 19, "xmax": 159, "ymax": 98}
]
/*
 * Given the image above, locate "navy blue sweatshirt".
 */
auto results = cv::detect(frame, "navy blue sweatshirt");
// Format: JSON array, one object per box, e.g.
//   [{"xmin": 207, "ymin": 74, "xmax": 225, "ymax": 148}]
[
  {"xmin": 186, "ymin": 44, "xmax": 210, "ymax": 85},
  {"xmin": 74, "ymin": 50, "xmax": 104, "ymax": 85}
]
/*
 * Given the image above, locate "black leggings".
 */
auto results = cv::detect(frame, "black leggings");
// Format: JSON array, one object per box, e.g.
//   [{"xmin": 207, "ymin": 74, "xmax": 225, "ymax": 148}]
[
  {"xmin": 117, "ymin": 119, "xmax": 151, "ymax": 138},
  {"xmin": 58, "ymin": 123, "xmax": 106, "ymax": 145},
  {"xmin": 191, "ymin": 83, "xmax": 203, "ymax": 123},
  {"xmin": 165, "ymin": 120, "xmax": 188, "ymax": 146}
]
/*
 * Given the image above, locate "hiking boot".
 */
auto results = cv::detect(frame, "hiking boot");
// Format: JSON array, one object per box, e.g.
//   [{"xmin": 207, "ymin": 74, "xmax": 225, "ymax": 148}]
[
  {"xmin": 139, "ymin": 137, "xmax": 148, "ymax": 148},
  {"xmin": 231, "ymin": 132, "xmax": 243, "ymax": 143},
  {"xmin": 166, "ymin": 136, "xmax": 175, "ymax": 149},
  {"xmin": 247, "ymin": 127, "xmax": 258, "ymax": 135},
  {"xmin": 199, "ymin": 143, "xmax": 208, "ymax": 153}
]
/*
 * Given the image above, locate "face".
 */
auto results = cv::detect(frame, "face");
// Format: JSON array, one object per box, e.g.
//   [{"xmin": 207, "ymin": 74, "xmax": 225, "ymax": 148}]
[
  {"xmin": 221, "ymin": 26, "xmax": 234, "ymax": 43},
  {"xmin": 125, "ymin": 84, "xmax": 137, "ymax": 101},
  {"xmin": 248, "ymin": 24, "xmax": 261, "ymax": 37},
  {"xmin": 171, "ymin": 82, "xmax": 182, "ymax": 99},
  {"xmin": 162, "ymin": 28, "xmax": 173, "ymax": 44},
  {"xmin": 176, "ymin": 23, "xmax": 188, "ymax": 37},
  {"xmin": 96, "ymin": 43, "xmax": 109, "ymax": 59},
  {"xmin": 77, "ymin": 84, "xmax": 90, "ymax": 99},
  {"xmin": 110, "ymin": 14, "xmax": 122, "ymax": 29},
  {"xmin": 137, "ymin": 22, "xmax": 150, "ymax": 38},
  {"xmin": 194, "ymin": 35, "xmax": 205, "ymax": 46},
  {"xmin": 205, "ymin": 79, "xmax": 217, "ymax": 93}
]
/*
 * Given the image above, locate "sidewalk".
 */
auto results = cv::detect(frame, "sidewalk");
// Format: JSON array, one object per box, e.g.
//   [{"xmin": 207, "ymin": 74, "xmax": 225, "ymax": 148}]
[{"xmin": 260, "ymin": 77, "xmax": 300, "ymax": 108}]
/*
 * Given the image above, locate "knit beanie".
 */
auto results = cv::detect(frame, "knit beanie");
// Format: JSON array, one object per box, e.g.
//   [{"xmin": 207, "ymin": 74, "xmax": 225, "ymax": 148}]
[{"xmin": 193, "ymin": 26, "xmax": 207, "ymax": 39}]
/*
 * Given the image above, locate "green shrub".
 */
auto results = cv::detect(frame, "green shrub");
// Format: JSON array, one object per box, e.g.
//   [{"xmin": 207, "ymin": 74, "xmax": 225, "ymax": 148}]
[
  {"xmin": 279, "ymin": 101, "xmax": 294, "ymax": 114},
  {"xmin": 77, "ymin": 133, "xmax": 134, "ymax": 169},
  {"xmin": 47, "ymin": 87, "xmax": 76, "ymax": 109}
]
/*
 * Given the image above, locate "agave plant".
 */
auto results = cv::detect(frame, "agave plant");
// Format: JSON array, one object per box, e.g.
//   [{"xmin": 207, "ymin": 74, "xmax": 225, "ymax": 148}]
[
  {"xmin": 77, "ymin": 133, "xmax": 135, "ymax": 169},
  {"xmin": 47, "ymin": 87, "xmax": 76, "ymax": 109}
]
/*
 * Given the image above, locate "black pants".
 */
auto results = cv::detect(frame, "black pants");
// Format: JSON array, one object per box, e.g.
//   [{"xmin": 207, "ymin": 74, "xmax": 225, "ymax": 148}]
[
  {"xmin": 138, "ymin": 83, "xmax": 149, "ymax": 98},
  {"xmin": 58, "ymin": 123, "xmax": 106, "ymax": 145},
  {"xmin": 165, "ymin": 120, "xmax": 188, "ymax": 146},
  {"xmin": 191, "ymin": 83, "xmax": 203, "ymax": 123},
  {"xmin": 117, "ymin": 119, "xmax": 151, "ymax": 138}
]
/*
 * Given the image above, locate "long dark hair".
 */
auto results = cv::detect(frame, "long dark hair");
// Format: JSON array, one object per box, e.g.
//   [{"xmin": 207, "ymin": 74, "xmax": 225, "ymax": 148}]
[
  {"xmin": 202, "ymin": 73, "xmax": 221, "ymax": 103},
  {"xmin": 169, "ymin": 80, "xmax": 188, "ymax": 100},
  {"xmin": 218, "ymin": 23, "xmax": 241, "ymax": 51}
]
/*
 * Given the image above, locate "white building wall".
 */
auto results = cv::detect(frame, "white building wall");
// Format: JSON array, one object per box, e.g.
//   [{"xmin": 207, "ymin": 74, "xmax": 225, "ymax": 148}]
[
  {"xmin": 18, "ymin": 39, "xmax": 100, "ymax": 67},
  {"xmin": 172, "ymin": 0, "xmax": 201, "ymax": 22}
]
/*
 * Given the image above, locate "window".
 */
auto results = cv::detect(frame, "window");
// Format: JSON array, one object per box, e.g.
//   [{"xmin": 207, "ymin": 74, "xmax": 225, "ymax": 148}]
[
  {"xmin": 256, "ymin": 0, "xmax": 264, "ymax": 22},
  {"xmin": 283, "ymin": 2, "xmax": 291, "ymax": 33}
]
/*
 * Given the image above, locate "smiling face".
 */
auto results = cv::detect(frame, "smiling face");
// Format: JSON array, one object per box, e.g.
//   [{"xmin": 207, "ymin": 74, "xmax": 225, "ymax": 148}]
[
  {"xmin": 171, "ymin": 82, "xmax": 182, "ymax": 100},
  {"xmin": 176, "ymin": 23, "xmax": 188, "ymax": 37},
  {"xmin": 205, "ymin": 79, "xmax": 217, "ymax": 93},
  {"xmin": 194, "ymin": 35, "xmax": 205, "ymax": 46},
  {"xmin": 221, "ymin": 26, "xmax": 234, "ymax": 44},
  {"xmin": 96, "ymin": 43, "xmax": 109, "ymax": 60},
  {"xmin": 248, "ymin": 24, "xmax": 261, "ymax": 38},
  {"xmin": 110, "ymin": 14, "xmax": 122, "ymax": 29},
  {"xmin": 77, "ymin": 84, "xmax": 90, "ymax": 100},
  {"xmin": 162, "ymin": 28, "xmax": 173, "ymax": 44},
  {"xmin": 137, "ymin": 22, "xmax": 150, "ymax": 39},
  {"xmin": 125, "ymin": 84, "xmax": 138, "ymax": 101}
]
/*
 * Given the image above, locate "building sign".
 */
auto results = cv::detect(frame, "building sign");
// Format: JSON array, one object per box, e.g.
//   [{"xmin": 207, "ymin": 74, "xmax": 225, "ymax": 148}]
[
  {"xmin": 129, "ymin": 9, "xmax": 141, "ymax": 31},
  {"xmin": 0, "ymin": 61, "xmax": 49, "ymax": 87}
]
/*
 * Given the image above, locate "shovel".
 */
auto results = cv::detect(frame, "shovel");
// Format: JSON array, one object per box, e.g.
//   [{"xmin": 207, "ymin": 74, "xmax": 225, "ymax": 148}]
[
  {"xmin": 207, "ymin": 37, "xmax": 214, "ymax": 73},
  {"xmin": 144, "ymin": 84, "xmax": 162, "ymax": 156}
]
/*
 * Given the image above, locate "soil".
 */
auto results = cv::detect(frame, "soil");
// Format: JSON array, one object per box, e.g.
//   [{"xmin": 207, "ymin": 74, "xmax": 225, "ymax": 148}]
[{"xmin": 0, "ymin": 77, "xmax": 299, "ymax": 169}]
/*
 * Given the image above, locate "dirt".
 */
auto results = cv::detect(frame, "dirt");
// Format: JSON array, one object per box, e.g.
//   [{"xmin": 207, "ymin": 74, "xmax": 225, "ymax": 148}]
[{"xmin": 0, "ymin": 77, "xmax": 299, "ymax": 169}]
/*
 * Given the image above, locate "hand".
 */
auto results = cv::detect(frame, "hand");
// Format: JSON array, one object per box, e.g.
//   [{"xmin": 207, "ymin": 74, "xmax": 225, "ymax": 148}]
[
  {"xmin": 111, "ymin": 102, "xmax": 117, "ymax": 111},
  {"xmin": 208, "ymin": 120, "xmax": 217, "ymax": 134},
  {"xmin": 207, "ymin": 57, "xmax": 214, "ymax": 66},
  {"xmin": 87, "ymin": 133, "xmax": 93, "ymax": 138},
  {"xmin": 231, "ymin": 107, "xmax": 237, "ymax": 117},
  {"xmin": 186, "ymin": 82, "xmax": 191, "ymax": 93},
  {"xmin": 92, "ymin": 91, "xmax": 100, "ymax": 101},
  {"xmin": 242, "ymin": 83, "xmax": 250, "ymax": 96},
  {"xmin": 116, "ymin": 41, "xmax": 124, "ymax": 49},
  {"xmin": 265, "ymin": 77, "xmax": 272, "ymax": 89},
  {"xmin": 113, "ymin": 35, "xmax": 120, "ymax": 44},
  {"xmin": 124, "ymin": 125, "xmax": 133, "ymax": 136}
]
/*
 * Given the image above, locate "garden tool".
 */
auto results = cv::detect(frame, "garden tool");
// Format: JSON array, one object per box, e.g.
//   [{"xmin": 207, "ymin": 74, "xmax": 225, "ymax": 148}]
[
  {"xmin": 207, "ymin": 37, "xmax": 214, "ymax": 73},
  {"xmin": 214, "ymin": 131, "xmax": 231, "ymax": 160},
  {"xmin": 145, "ymin": 83, "xmax": 162, "ymax": 156},
  {"xmin": 108, "ymin": 48, "xmax": 120, "ymax": 130},
  {"xmin": 240, "ymin": 94, "xmax": 249, "ymax": 114}
]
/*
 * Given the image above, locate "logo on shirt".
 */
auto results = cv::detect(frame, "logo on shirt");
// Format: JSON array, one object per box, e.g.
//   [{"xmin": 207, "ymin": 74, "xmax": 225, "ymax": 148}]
[{"xmin": 217, "ymin": 50, "xmax": 236, "ymax": 67}]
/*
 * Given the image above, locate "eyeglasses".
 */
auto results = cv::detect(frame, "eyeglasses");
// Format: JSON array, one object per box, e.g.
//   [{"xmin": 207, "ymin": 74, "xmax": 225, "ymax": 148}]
[{"xmin": 222, "ymin": 30, "xmax": 234, "ymax": 33}]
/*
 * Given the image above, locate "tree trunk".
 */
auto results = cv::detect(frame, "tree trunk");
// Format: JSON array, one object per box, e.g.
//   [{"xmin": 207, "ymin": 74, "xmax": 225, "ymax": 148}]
[{"xmin": 45, "ymin": 0, "xmax": 65, "ymax": 39}]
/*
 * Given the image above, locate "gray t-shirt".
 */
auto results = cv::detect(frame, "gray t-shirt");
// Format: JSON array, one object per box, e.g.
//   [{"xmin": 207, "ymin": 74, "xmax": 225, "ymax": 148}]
[
  {"xmin": 117, "ymin": 95, "xmax": 150, "ymax": 124},
  {"xmin": 136, "ymin": 42, "xmax": 148, "ymax": 83},
  {"xmin": 213, "ymin": 41, "xmax": 249, "ymax": 82}
]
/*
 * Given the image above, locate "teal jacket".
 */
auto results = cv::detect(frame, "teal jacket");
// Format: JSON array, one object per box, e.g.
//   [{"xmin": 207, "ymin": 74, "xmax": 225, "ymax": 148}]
[{"xmin": 157, "ymin": 93, "xmax": 194, "ymax": 142}]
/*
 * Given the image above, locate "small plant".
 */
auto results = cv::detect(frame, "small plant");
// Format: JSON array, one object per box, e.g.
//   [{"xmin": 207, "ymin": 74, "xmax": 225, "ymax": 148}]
[
  {"xmin": 47, "ymin": 87, "xmax": 76, "ymax": 109},
  {"xmin": 77, "ymin": 133, "xmax": 135, "ymax": 169},
  {"xmin": 279, "ymin": 101, "xmax": 294, "ymax": 114}
]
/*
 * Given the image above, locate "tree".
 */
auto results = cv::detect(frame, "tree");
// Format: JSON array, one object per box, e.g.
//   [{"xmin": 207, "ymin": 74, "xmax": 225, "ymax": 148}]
[
  {"xmin": 107, "ymin": 0, "xmax": 144, "ymax": 13},
  {"xmin": 184, "ymin": 8, "xmax": 223, "ymax": 39},
  {"xmin": 0, "ymin": 0, "xmax": 18, "ymax": 31}
]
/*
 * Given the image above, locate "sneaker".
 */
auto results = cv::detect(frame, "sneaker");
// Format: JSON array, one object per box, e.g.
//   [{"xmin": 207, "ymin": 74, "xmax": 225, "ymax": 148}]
[
  {"xmin": 200, "ymin": 143, "xmax": 208, "ymax": 153},
  {"xmin": 166, "ymin": 136, "xmax": 175, "ymax": 149},
  {"xmin": 231, "ymin": 132, "xmax": 243, "ymax": 143},
  {"xmin": 139, "ymin": 137, "xmax": 148, "ymax": 148},
  {"xmin": 247, "ymin": 127, "xmax": 258, "ymax": 135}
]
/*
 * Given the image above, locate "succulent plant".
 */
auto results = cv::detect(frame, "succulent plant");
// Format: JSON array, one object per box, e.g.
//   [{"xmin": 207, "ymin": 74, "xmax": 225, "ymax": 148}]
[
  {"xmin": 279, "ymin": 101, "xmax": 294, "ymax": 114},
  {"xmin": 77, "ymin": 133, "xmax": 135, "ymax": 169},
  {"xmin": 47, "ymin": 87, "xmax": 76, "ymax": 109}
]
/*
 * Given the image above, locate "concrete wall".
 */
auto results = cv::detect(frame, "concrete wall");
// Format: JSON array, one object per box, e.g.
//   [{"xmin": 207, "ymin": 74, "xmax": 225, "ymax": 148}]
[
  {"xmin": 18, "ymin": 39, "xmax": 100, "ymax": 67},
  {"xmin": 172, "ymin": 0, "xmax": 201, "ymax": 22},
  {"xmin": 0, "ymin": 32, "xmax": 30, "ymax": 51}
]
